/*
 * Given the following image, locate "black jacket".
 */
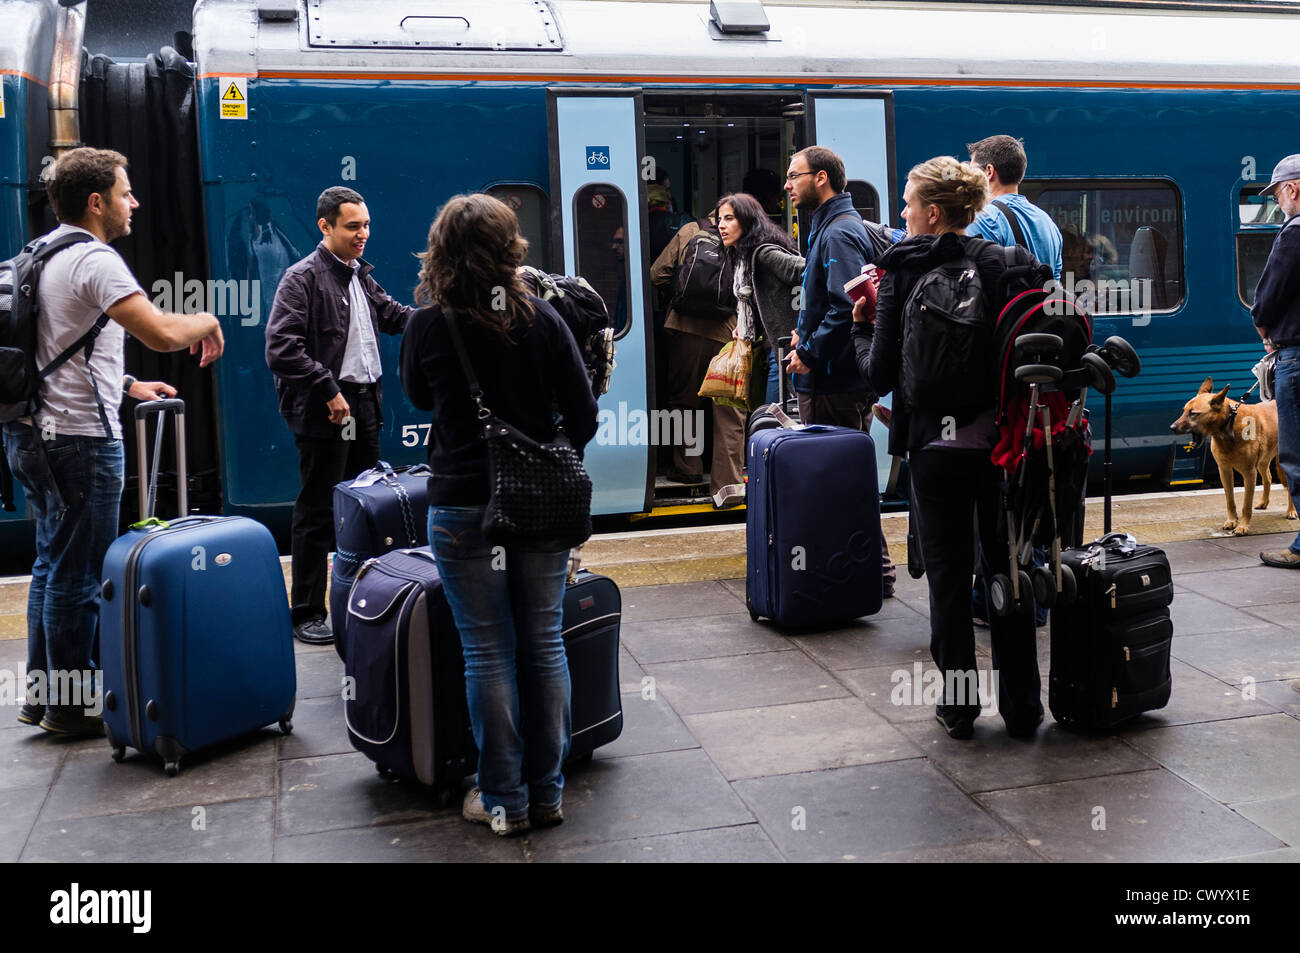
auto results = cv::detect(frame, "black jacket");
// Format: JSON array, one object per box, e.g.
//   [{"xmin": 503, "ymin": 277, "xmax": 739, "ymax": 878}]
[
  {"xmin": 400, "ymin": 297, "xmax": 599, "ymax": 506},
  {"xmin": 265, "ymin": 244, "xmax": 414, "ymax": 438},
  {"xmin": 1252, "ymin": 215, "xmax": 1300, "ymax": 348},
  {"xmin": 854, "ymin": 231, "xmax": 1032, "ymax": 454}
]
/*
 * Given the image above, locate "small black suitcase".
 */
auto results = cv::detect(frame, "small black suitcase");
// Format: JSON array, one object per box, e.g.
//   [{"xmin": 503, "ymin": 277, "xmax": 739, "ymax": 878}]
[
  {"xmin": 563, "ymin": 570, "xmax": 624, "ymax": 759},
  {"xmin": 1049, "ymin": 533, "xmax": 1173, "ymax": 729}
]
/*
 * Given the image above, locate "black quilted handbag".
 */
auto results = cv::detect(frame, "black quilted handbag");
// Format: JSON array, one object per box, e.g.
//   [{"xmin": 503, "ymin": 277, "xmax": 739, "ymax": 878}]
[{"xmin": 445, "ymin": 310, "xmax": 592, "ymax": 549}]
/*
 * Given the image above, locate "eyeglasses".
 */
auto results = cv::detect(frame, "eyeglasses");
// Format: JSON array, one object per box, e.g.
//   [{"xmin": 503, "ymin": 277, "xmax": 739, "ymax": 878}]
[{"xmin": 785, "ymin": 171, "xmax": 816, "ymax": 183}]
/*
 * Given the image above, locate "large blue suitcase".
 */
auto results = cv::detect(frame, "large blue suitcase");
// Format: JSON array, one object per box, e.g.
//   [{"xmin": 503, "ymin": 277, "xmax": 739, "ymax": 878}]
[
  {"xmin": 746, "ymin": 419, "xmax": 883, "ymax": 627},
  {"xmin": 100, "ymin": 401, "xmax": 296, "ymax": 775}
]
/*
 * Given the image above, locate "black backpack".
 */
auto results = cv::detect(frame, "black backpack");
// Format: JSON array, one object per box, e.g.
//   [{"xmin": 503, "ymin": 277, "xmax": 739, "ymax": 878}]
[
  {"xmin": 0, "ymin": 231, "xmax": 112, "ymax": 424},
  {"xmin": 670, "ymin": 222, "xmax": 736, "ymax": 322},
  {"xmin": 518, "ymin": 266, "xmax": 616, "ymax": 397}
]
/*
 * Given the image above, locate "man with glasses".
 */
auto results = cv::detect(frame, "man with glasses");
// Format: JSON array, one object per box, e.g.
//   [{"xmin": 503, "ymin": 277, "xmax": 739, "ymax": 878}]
[{"xmin": 1253, "ymin": 155, "xmax": 1300, "ymax": 568}]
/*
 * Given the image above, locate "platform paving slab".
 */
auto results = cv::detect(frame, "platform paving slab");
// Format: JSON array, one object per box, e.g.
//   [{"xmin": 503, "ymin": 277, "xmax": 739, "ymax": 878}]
[
  {"xmin": 1227, "ymin": 793, "xmax": 1300, "ymax": 846},
  {"xmin": 0, "ymin": 726, "xmax": 71, "ymax": 791},
  {"xmin": 1168, "ymin": 626, "xmax": 1300, "ymax": 685},
  {"xmin": 1218, "ymin": 847, "xmax": 1300, "ymax": 862},
  {"xmin": 529, "ymin": 748, "xmax": 754, "ymax": 849},
  {"xmin": 293, "ymin": 647, "xmax": 347, "ymax": 701},
  {"xmin": 838, "ymin": 663, "xmax": 957, "ymax": 724},
  {"xmin": 1200, "ymin": 530, "xmax": 1298, "ymax": 557},
  {"xmin": 619, "ymin": 611, "xmax": 794, "ymax": 665},
  {"xmin": 1175, "ymin": 566, "xmax": 1300, "ymax": 608},
  {"xmin": 22, "ymin": 797, "xmax": 275, "ymax": 863},
  {"xmin": 617, "ymin": 645, "xmax": 646, "ymax": 694},
  {"xmin": 277, "ymin": 694, "xmax": 352, "ymax": 761},
  {"xmin": 1240, "ymin": 600, "xmax": 1300, "ymax": 631},
  {"xmin": 277, "ymin": 752, "xmax": 449, "ymax": 838},
  {"xmin": 1168, "ymin": 590, "xmax": 1283, "ymax": 638},
  {"xmin": 1159, "ymin": 538, "xmax": 1268, "ymax": 573},
  {"xmin": 1109, "ymin": 658, "xmax": 1284, "ymax": 729},
  {"xmin": 1122, "ymin": 713, "xmax": 1300, "ymax": 804},
  {"xmin": 594, "ymin": 691, "xmax": 698, "ymax": 760},
  {"xmin": 645, "ymin": 650, "xmax": 848, "ymax": 716},
  {"xmin": 527, "ymin": 823, "xmax": 785, "ymax": 863},
  {"xmin": 0, "ymin": 786, "xmax": 48, "ymax": 863},
  {"xmin": 899, "ymin": 719, "xmax": 1157, "ymax": 794},
  {"xmin": 682, "ymin": 697, "xmax": 920, "ymax": 781},
  {"xmin": 274, "ymin": 815, "xmax": 526, "ymax": 863},
  {"xmin": 733, "ymin": 759, "xmax": 1022, "ymax": 863},
  {"xmin": 790, "ymin": 614, "xmax": 934, "ymax": 672},
  {"xmin": 621, "ymin": 580, "xmax": 746, "ymax": 623},
  {"xmin": 976, "ymin": 769, "xmax": 1286, "ymax": 863},
  {"xmin": 1251, "ymin": 678, "xmax": 1300, "ymax": 720}
]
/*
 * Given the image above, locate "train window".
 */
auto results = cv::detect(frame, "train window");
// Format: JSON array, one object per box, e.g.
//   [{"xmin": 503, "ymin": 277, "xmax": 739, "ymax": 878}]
[
  {"xmin": 1239, "ymin": 186, "xmax": 1284, "ymax": 227},
  {"xmin": 1236, "ymin": 184, "xmax": 1284, "ymax": 307},
  {"xmin": 485, "ymin": 185, "xmax": 548, "ymax": 270},
  {"xmin": 1023, "ymin": 179, "xmax": 1185, "ymax": 315},
  {"xmin": 847, "ymin": 180, "xmax": 879, "ymax": 223},
  {"xmin": 573, "ymin": 184, "xmax": 631, "ymax": 338}
]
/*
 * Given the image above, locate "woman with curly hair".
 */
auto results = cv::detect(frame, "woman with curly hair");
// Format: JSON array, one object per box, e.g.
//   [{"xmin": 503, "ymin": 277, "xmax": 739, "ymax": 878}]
[{"xmin": 400, "ymin": 193, "xmax": 598, "ymax": 835}]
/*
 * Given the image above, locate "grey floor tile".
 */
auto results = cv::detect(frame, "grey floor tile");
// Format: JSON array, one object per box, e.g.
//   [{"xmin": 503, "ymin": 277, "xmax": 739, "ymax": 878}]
[
  {"xmin": 1124, "ymin": 715, "xmax": 1300, "ymax": 803},
  {"xmin": 1205, "ymin": 531, "xmax": 1296, "ymax": 557},
  {"xmin": 1176, "ymin": 566, "xmax": 1300, "ymax": 607},
  {"xmin": 717, "ymin": 577, "xmax": 746, "ymax": 602},
  {"xmin": 622, "ymin": 581, "xmax": 745, "ymax": 623},
  {"xmin": 618, "ymin": 644, "xmax": 646, "ymax": 694},
  {"xmin": 529, "ymin": 824, "xmax": 784, "ymax": 863},
  {"xmin": 22, "ymin": 797, "xmax": 274, "ymax": 862},
  {"xmin": 294, "ymin": 648, "xmax": 346, "ymax": 701},
  {"xmin": 839, "ymin": 663, "xmax": 953, "ymax": 724},
  {"xmin": 977, "ymin": 769, "xmax": 1284, "ymax": 863},
  {"xmin": 1161, "ymin": 539, "xmax": 1266, "ymax": 574},
  {"xmin": 683, "ymin": 697, "xmax": 920, "ymax": 781},
  {"xmin": 275, "ymin": 815, "xmax": 525, "ymax": 862},
  {"xmin": 277, "ymin": 752, "xmax": 451, "ymax": 837},
  {"xmin": 790, "ymin": 614, "xmax": 933, "ymax": 671},
  {"xmin": 732, "ymin": 760, "xmax": 1014, "ymax": 862},
  {"xmin": 1252, "ymin": 678, "xmax": 1300, "ymax": 720},
  {"xmin": 900, "ymin": 720, "xmax": 1156, "ymax": 794},
  {"xmin": 277, "ymin": 694, "xmax": 352, "ymax": 761},
  {"xmin": 1171, "ymin": 627, "xmax": 1300, "ymax": 684},
  {"xmin": 646, "ymin": 651, "xmax": 847, "ymax": 716},
  {"xmin": 620, "ymin": 612, "xmax": 793, "ymax": 664},
  {"xmin": 1217, "ymin": 847, "xmax": 1300, "ymax": 863},
  {"xmin": 1169, "ymin": 591, "xmax": 1278, "ymax": 638},
  {"xmin": 1112, "ymin": 658, "xmax": 1283, "ymax": 729},
  {"xmin": 0, "ymin": 724, "xmax": 68, "ymax": 791},
  {"xmin": 595, "ymin": 691, "xmax": 697, "ymax": 760},
  {"xmin": 40, "ymin": 731, "xmax": 278, "ymax": 821},
  {"xmin": 1229, "ymin": 794, "xmax": 1300, "ymax": 846},
  {"xmin": 530, "ymin": 748, "xmax": 753, "ymax": 847},
  {"xmin": 1240, "ymin": 601, "xmax": 1300, "ymax": 631},
  {"xmin": 0, "ymin": 786, "xmax": 47, "ymax": 862}
]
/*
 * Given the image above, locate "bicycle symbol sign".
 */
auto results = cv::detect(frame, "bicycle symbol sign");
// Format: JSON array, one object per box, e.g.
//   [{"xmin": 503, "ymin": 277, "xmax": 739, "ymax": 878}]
[{"xmin": 585, "ymin": 146, "xmax": 611, "ymax": 170}]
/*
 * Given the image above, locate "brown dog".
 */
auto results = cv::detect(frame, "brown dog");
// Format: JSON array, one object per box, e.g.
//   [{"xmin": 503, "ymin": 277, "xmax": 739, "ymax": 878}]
[{"xmin": 1170, "ymin": 377, "xmax": 1297, "ymax": 535}]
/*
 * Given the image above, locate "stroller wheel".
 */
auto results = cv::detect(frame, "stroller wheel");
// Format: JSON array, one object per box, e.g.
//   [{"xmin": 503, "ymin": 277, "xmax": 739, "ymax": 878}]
[
  {"xmin": 989, "ymin": 574, "xmax": 1015, "ymax": 617},
  {"xmin": 1017, "ymin": 570, "xmax": 1036, "ymax": 613},
  {"xmin": 1014, "ymin": 363, "xmax": 1063, "ymax": 385},
  {"xmin": 1082, "ymin": 351, "xmax": 1116, "ymax": 395},
  {"xmin": 1014, "ymin": 333, "xmax": 1064, "ymax": 363},
  {"xmin": 1058, "ymin": 562, "xmax": 1077, "ymax": 607},
  {"xmin": 1031, "ymin": 565, "xmax": 1058, "ymax": 609},
  {"xmin": 1102, "ymin": 336, "xmax": 1142, "ymax": 378}
]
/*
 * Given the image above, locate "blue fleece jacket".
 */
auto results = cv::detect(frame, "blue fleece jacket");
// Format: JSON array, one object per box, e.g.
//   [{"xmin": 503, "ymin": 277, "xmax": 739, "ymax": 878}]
[{"xmin": 793, "ymin": 193, "xmax": 874, "ymax": 394}]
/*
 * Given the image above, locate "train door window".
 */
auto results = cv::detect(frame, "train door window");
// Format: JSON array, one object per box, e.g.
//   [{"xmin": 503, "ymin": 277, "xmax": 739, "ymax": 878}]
[
  {"xmin": 1236, "ymin": 185, "xmax": 1284, "ymax": 306},
  {"xmin": 847, "ymin": 180, "xmax": 879, "ymax": 223},
  {"xmin": 1022, "ymin": 179, "xmax": 1184, "ymax": 314},
  {"xmin": 485, "ymin": 184, "xmax": 549, "ymax": 271},
  {"xmin": 573, "ymin": 183, "xmax": 631, "ymax": 338}
]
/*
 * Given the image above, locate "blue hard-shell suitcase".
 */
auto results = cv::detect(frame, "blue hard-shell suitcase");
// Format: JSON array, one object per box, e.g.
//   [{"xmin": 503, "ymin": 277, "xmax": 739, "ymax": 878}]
[
  {"xmin": 100, "ymin": 401, "xmax": 296, "ymax": 776},
  {"xmin": 746, "ymin": 418, "xmax": 883, "ymax": 627}
]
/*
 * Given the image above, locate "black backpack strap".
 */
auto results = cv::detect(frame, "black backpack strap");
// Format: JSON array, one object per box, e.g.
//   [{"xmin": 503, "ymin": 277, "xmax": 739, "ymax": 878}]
[{"xmin": 991, "ymin": 200, "xmax": 1028, "ymax": 249}]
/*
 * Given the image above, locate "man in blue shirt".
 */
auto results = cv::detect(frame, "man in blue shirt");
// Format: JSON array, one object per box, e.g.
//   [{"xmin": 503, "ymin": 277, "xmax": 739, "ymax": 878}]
[{"xmin": 966, "ymin": 135, "xmax": 1063, "ymax": 280}]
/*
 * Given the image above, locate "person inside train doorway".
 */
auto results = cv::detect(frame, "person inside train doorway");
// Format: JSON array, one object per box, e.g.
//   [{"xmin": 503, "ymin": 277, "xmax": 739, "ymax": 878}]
[
  {"xmin": 265, "ymin": 187, "xmax": 415, "ymax": 645},
  {"xmin": 650, "ymin": 209, "xmax": 747, "ymax": 507},
  {"xmin": 784, "ymin": 145, "xmax": 897, "ymax": 595},
  {"xmin": 1253, "ymin": 155, "xmax": 1300, "ymax": 569},
  {"xmin": 3, "ymin": 148, "xmax": 224, "ymax": 737},
  {"xmin": 966, "ymin": 135, "xmax": 1063, "ymax": 279}
]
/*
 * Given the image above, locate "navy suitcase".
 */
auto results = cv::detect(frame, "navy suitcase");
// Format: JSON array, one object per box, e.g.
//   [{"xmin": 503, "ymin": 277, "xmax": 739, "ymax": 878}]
[
  {"xmin": 331, "ymin": 461, "xmax": 431, "ymax": 647},
  {"xmin": 562, "ymin": 569, "xmax": 623, "ymax": 759},
  {"xmin": 101, "ymin": 401, "xmax": 296, "ymax": 776},
  {"xmin": 746, "ymin": 415, "xmax": 883, "ymax": 627}
]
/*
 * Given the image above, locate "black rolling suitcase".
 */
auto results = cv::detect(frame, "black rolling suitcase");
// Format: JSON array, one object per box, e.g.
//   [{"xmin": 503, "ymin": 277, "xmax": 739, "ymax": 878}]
[
  {"xmin": 562, "ymin": 570, "xmax": 624, "ymax": 759},
  {"xmin": 1049, "ymin": 534, "xmax": 1173, "ymax": 729}
]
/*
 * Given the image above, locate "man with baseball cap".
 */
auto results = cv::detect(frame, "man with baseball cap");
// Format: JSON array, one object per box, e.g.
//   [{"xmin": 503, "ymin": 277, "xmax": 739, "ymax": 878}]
[{"xmin": 1253, "ymin": 154, "xmax": 1300, "ymax": 568}]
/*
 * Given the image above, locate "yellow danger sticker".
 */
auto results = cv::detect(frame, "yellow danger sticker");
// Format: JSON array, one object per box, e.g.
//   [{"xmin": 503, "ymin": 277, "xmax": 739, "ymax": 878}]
[
  {"xmin": 0, "ymin": 82, "xmax": 6, "ymax": 119},
  {"xmin": 219, "ymin": 77, "xmax": 247, "ymax": 120}
]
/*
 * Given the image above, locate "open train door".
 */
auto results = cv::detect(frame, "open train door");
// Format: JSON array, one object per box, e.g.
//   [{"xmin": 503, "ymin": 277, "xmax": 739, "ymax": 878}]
[
  {"xmin": 805, "ymin": 91, "xmax": 900, "ymax": 500},
  {"xmin": 548, "ymin": 88, "xmax": 655, "ymax": 515}
]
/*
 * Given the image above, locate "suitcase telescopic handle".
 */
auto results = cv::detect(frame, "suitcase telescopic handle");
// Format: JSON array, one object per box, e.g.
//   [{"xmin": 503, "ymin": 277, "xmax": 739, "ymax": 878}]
[{"xmin": 134, "ymin": 398, "xmax": 188, "ymax": 521}]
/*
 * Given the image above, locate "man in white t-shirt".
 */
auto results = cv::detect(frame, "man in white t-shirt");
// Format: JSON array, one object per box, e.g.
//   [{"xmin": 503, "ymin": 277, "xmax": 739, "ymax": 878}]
[{"xmin": 2, "ymin": 148, "xmax": 224, "ymax": 737}]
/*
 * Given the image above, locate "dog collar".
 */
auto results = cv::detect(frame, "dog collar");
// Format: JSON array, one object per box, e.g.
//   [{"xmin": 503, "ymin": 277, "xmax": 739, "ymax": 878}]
[{"xmin": 1221, "ymin": 402, "xmax": 1239, "ymax": 444}]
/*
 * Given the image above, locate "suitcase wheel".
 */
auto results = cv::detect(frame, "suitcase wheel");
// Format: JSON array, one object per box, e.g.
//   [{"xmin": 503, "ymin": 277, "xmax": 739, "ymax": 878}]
[
  {"xmin": 111, "ymin": 745, "xmax": 125, "ymax": 763},
  {"xmin": 376, "ymin": 764, "xmax": 394, "ymax": 778},
  {"xmin": 1058, "ymin": 563, "xmax": 1077, "ymax": 607},
  {"xmin": 1031, "ymin": 566, "xmax": 1057, "ymax": 609},
  {"xmin": 164, "ymin": 761, "xmax": 180, "ymax": 778},
  {"xmin": 279, "ymin": 717, "xmax": 294, "ymax": 735},
  {"xmin": 989, "ymin": 574, "xmax": 1014, "ymax": 617},
  {"xmin": 1016, "ymin": 570, "xmax": 1035, "ymax": 614}
]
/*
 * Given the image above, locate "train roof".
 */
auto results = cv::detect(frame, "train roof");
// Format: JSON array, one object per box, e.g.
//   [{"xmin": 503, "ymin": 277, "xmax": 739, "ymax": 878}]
[
  {"xmin": 190, "ymin": 0, "xmax": 1300, "ymax": 89},
  {"xmin": 0, "ymin": 0, "xmax": 59, "ymax": 78}
]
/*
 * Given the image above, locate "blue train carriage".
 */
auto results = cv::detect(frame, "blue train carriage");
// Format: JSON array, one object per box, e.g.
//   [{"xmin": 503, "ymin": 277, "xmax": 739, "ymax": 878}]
[{"xmin": 190, "ymin": 0, "xmax": 1300, "ymax": 525}]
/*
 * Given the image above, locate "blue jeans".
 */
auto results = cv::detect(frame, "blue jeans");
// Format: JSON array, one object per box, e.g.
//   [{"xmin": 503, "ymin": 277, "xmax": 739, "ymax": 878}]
[
  {"xmin": 765, "ymin": 345, "xmax": 780, "ymax": 405},
  {"xmin": 1274, "ymin": 345, "xmax": 1300, "ymax": 554},
  {"xmin": 3, "ymin": 424, "xmax": 123, "ymax": 709},
  {"xmin": 428, "ymin": 506, "xmax": 571, "ymax": 819}
]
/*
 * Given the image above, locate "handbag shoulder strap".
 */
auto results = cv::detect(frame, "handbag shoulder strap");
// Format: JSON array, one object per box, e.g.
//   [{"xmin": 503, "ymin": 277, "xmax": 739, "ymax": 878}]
[{"xmin": 443, "ymin": 307, "xmax": 492, "ymax": 420}]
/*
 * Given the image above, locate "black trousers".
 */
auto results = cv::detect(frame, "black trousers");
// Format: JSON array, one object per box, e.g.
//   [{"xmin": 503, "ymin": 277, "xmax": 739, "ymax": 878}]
[
  {"xmin": 908, "ymin": 447, "xmax": 1042, "ymax": 725},
  {"xmin": 290, "ymin": 384, "xmax": 381, "ymax": 625}
]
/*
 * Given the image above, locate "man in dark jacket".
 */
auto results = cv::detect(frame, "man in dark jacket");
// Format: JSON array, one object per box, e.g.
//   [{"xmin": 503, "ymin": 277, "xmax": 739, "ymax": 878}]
[
  {"xmin": 265, "ymin": 187, "xmax": 414, "ymax": 643},
  {"xmin": 785, "ymin": 146, "xmax": 896, "ymax": 592},
  {"xmin": 1253, "ymin": 155, "xmax": 1300, "ymax": 568}
]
